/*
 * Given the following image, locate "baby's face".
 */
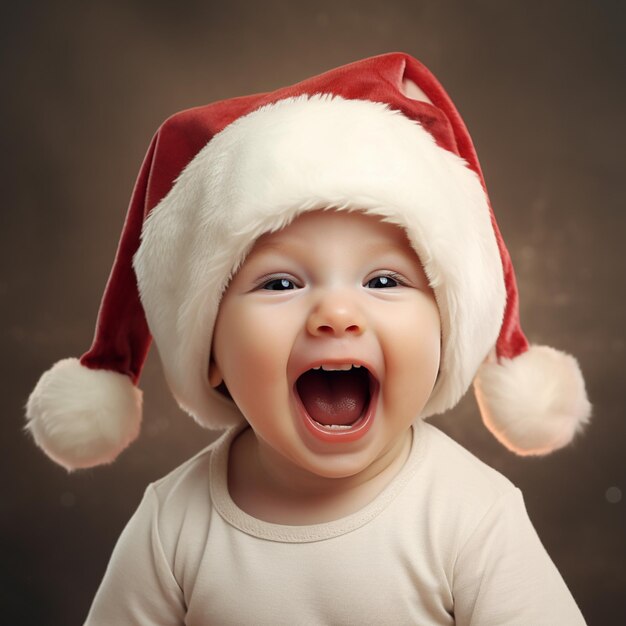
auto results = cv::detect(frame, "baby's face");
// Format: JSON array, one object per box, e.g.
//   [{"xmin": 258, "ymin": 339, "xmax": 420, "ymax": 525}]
[{"xmin": 210, "ymin": 209, "xmax": 440, "ymax": 479}]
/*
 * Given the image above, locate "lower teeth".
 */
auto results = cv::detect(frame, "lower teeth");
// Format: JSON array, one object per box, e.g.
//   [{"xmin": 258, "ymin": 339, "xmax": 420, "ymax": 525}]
[{"xmin": 314, "ymin": 421, "xmax": 352, "ymax": 430}]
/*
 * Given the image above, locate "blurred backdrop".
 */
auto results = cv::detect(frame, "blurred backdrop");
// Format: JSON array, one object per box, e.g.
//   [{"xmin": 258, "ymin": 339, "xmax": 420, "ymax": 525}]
[{"xmin": 2, "ymin": 1, "xmax": 624, "ymax": 624}]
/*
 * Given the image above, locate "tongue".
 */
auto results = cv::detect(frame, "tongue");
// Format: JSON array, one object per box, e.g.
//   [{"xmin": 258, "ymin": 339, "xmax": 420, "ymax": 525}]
[{"xmin": 296, "ymin": 369, "xmax": 369, "ymax": 426}]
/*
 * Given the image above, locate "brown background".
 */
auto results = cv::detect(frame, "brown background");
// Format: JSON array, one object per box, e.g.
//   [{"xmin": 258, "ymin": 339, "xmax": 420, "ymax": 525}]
[{"xmin": 2, "ymin": 1, "xmax": 624, "ymax": 624}]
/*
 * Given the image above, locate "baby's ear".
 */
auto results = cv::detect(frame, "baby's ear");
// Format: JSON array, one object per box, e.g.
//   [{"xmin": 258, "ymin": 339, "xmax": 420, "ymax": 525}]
[{"xmin": 208, "ymin": 357, "xmax": 223, "ymax": 388}]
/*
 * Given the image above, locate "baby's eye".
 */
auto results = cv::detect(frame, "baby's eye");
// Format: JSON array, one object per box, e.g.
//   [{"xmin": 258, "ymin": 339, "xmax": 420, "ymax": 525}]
[
  {"xmin": 366, "ymin": 274, "xmax": 401, "ymax": 289},
  {"xmin": 262, "ymin": 277, "xmax": 297, "ymax": 291}
]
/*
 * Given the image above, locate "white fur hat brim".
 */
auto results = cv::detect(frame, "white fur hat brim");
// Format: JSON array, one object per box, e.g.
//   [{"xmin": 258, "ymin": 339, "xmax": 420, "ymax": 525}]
[{"xmin": 133, "ymin": 94, "xmax": 505, "ymax": 430}]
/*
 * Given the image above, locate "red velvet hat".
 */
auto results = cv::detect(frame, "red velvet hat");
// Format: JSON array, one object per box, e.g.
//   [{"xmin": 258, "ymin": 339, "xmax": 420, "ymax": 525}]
[{"xmin": 26, "ymin": 52, "xmax": 591, "ymax": 470}]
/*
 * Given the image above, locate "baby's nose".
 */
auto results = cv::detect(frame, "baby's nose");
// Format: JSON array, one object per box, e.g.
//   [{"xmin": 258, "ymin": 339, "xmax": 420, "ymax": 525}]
[{"xmin": 306, "ymin": 293, "xmax": 366, "ymax": 337}]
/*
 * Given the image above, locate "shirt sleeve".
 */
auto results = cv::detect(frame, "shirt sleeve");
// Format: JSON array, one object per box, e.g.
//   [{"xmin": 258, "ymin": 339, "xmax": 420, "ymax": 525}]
[
  {"xmin": 452, "ymin": 487, "xmax": 586, "ymax": 626},
  {"xmin": 84, "ymin": 485, "xmax": 186, "ymax": 626}
]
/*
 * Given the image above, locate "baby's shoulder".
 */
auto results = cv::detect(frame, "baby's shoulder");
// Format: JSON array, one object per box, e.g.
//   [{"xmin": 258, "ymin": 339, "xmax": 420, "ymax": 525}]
[
  {"xmin": 142, "ymin": 428, "xmax": 234, "ymax": 536},
  {"xmin": 416, "ymin": 420, "xmax": 518, "ymax": 506},
  {"xmin": 119, "ymin": 428, "xmax": 234, "ymax": 588}
]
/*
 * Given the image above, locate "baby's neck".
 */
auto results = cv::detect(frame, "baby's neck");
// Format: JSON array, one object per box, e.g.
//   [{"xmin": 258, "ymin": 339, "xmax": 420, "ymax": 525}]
[{"xmin": 227, "ymin": 427, "xmax": 412, "ymax": 525}]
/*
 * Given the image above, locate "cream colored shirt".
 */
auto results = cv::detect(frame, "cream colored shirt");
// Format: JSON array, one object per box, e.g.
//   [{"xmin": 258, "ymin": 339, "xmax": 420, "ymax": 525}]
[{"xmin": 85, "ymin": 420, "xmax": 586, "ymax": 625}]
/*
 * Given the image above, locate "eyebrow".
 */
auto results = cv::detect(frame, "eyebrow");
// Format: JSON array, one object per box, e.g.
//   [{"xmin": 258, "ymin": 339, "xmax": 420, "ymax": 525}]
[{"xmin": 248, "ymin": 238, "xmax": 297, "ymax": 256}]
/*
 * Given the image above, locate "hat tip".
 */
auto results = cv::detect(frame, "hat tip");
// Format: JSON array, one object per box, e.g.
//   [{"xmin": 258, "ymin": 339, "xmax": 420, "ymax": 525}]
[
  {"xmin": 26, "ymin": 358, "xmax": 142, "ymax": 471},
  {"xmin": 474, "ymin": 345, "xmax": 592, "ymax": 456}
]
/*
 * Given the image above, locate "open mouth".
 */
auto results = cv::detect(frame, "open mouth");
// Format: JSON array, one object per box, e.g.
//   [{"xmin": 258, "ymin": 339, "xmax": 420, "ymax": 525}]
[{"xmin": 294, "ymin": 364, "xmax": 378, "ymax": 442}]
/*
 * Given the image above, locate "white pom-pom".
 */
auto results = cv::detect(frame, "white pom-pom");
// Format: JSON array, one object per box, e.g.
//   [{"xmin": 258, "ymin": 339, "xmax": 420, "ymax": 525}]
[
  {"xmin": 25, "ymin": 358, "xmax": 142, "ymax": 471},
  {"xmin": 474, "ymin": 345, "xmax": 592, "ymax": 456}
]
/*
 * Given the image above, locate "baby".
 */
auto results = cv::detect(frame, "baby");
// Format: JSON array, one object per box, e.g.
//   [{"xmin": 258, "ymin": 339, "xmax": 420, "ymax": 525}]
[{"xmin": 26, "ymin": 53, "xmax": 590, "ymax": 624}]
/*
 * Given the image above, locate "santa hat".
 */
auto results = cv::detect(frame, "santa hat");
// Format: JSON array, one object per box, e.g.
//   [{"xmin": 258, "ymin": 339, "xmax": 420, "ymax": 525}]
[{"xmin": 25, "ymin": 52, "xmax": 591, "ymax": 471}]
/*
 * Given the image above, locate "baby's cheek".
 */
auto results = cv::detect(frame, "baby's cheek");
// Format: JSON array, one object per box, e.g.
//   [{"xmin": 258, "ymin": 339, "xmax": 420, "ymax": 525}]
[
  {"xmin": 383, "ymin": 325, "xmax": 440, "ymax": 413},
  {"xmin": 220, "ymin": 309, "xmax": 291, "ymax": 394}
]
